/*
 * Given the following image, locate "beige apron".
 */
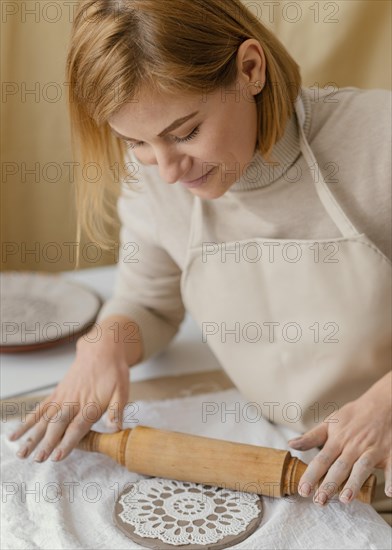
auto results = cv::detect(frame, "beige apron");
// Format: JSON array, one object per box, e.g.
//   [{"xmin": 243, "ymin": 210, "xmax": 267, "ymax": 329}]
[{"xmin": 180, "ymin": 94, "xmax": 391, "ymax": 434}]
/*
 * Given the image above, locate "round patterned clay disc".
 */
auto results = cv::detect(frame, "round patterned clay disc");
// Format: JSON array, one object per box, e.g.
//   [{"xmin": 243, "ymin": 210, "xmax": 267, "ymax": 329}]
[
  {"xmin": 0, "ymin": 271, "xmax": 102, "ymax": 352},
  {"xmin": 113, "ymin": 478, "xmax": 263, "ymax": 549}
]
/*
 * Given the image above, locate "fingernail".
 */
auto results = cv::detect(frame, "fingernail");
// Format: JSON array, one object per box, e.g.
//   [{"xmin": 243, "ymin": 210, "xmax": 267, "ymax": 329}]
[
  {"xmin": 33, "ymin": 450, "xmax": 47, "ymax": 462},
  {"xmin": 314, "ymin": 491, "xmax": 327, "ymax": 505},
  {"xmin": 51, "ymin": 449, "xmax": 62, "ymax": 462},
  {"xmin": 289, "ymin": 437, "xmax": 303, "ymax": 447},
  {"xmin": 289, "ymin": 441, "xmax": 305, "ymax": 450},
  {"xmin": 340, "ymin": 488, "xmax": 353, "ymax": 502},
  {"xmin": 289, "ymin": 437, "xmax": 305, "ymax": 448},
  {"xmin": 289, "ymin": 436, "xmax": 302, "ymax": 442},
  {"xmin": 8, "ymin": 432, "xmax": 18, "ymax": 441},
  {"xmin": 17, "ymin": 446, "xmax": 28, "ymax": 458},
  {"xmin": 299, "ymin": 482, "xmax": 311, "ymax": 497}
]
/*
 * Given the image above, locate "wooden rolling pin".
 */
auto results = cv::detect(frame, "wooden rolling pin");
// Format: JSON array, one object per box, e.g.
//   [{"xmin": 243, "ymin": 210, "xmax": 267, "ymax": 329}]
[{"xmin": 77, "ymin": 425, "xmax": 376, "ymax": 504}]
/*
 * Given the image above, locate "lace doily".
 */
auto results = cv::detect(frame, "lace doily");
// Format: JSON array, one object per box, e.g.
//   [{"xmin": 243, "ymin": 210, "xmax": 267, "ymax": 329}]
[{"xmin": 113, "ymin": 478, "xmax": 263, "ymax": 549}]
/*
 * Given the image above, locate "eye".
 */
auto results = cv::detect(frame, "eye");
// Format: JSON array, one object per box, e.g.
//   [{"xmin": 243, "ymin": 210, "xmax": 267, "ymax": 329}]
[
  {"xmin": 172, "ymin": 125, "xmax": 201, "ymax": 144},
  {"xmin": 123, "ymin": 125, "xmax": 201, "ymax": 150},
  {"xmin": 124, "ymin": 139, "xmax": 143, "ymax": 150}
]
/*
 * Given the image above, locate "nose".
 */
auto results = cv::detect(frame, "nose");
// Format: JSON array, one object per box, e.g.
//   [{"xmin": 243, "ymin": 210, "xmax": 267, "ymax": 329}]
[{"xmin": 150, "ymin": 148, "xmax": 188, "ymax": 184}]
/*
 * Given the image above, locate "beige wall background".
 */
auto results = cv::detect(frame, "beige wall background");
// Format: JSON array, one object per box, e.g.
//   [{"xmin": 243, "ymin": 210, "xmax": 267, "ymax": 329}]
[{"xmin": 1, "ymin": 0, "xmax": 391, "ymax": 272}]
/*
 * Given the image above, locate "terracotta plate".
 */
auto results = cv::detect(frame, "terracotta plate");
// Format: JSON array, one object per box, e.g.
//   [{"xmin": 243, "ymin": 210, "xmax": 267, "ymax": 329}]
[
  {"xmin": 113, "ymin": 478, "xmax": 263, "ymax": 549},
  {"xmin": 0, "ymin": 271, "xmax": 102, "ymax": 353}
]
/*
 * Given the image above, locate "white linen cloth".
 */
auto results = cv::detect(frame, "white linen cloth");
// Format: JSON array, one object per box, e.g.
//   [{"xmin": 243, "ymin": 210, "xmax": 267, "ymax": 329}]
[{"xmin": 1, "ymin": 388, "xmax": 390, "ymax": 549}]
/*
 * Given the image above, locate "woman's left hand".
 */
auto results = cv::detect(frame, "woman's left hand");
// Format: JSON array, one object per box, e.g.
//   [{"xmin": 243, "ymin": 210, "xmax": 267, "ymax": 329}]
[{"xmin": 288, "ymin": 372, "xmax": 392, "ymax": 506}]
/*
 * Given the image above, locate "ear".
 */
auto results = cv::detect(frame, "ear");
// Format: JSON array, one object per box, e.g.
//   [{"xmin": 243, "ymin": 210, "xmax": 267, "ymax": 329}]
[{"xmin": 236, "ymin": 38, "xmax": 266, "ymax": 90}]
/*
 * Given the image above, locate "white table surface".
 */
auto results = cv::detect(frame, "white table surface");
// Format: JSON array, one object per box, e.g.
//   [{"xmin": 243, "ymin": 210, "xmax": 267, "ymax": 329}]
[
  {"xmin": 0, "ymin": 265, "xmax": 222, "ymax": 400},
  {"xmin": 2, "ymin": 268, "xmax": 391, "ymax": 549}
]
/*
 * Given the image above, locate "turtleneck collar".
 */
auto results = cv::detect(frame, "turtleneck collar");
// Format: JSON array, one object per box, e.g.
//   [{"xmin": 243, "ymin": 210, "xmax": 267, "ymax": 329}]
[{"xmin": 227, "ymin": 87, "xmax": 312, "ymax": 192}]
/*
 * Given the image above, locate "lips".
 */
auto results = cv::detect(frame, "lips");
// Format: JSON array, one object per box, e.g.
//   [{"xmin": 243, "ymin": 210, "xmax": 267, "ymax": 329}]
[
  {"xmin": 181, "ymin": 175, "xmax": 203, "ymax": 184},
  {"xmin": 179, "ymin": 167, "xmax": 216, "ymax": 185}
]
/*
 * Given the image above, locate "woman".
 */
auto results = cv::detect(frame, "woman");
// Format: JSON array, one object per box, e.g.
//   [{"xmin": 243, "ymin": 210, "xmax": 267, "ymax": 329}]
[{"xmin": 9, "ymin": 0, "xmax": 391, "ymax": 522}]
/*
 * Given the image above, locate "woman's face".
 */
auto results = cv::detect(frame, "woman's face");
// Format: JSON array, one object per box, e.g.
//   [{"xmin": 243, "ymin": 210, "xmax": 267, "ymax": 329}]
[
  {"xmin": 108, "ymin": 80, "xmax": 261, "ymax": 200},
  {"xmin": 108, "ymin": 36, "xmax": 266, "ymax": 200}
]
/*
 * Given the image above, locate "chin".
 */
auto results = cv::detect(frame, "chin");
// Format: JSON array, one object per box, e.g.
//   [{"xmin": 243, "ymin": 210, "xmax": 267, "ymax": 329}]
[
  {"xmin": 192, "ymin": 170, "xmax": 234, "ymax": 199},
  {"xmin": 190, "ymin": 186, "xmax": 228, "ymax": 200}
]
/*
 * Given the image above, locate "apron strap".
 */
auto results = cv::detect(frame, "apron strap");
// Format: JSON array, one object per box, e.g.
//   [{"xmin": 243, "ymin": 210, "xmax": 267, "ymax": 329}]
[
  {"xmin": 187, "ymin": 194, "xmax": 204, "ymax": 251},
  {"xmin": 295, "ymin": 94, "xmax": 361, "ymax": 238},
  {"xmin": 187, "ymin": 93, "xmax": 362, "ymax": 251}
]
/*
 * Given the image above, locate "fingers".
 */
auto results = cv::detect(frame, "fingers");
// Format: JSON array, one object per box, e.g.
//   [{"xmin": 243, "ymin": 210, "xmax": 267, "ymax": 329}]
[
  {"xmin": 289, "ymin": 424, "xmax": 330, "ymax": 499},
  {"xmin": 8, "ymin": 371, "xmax": 130, "ymax": 463},
  {"xmin": 46, "ymin": 413, "xmax": 94, "ymax": 461},
  {"xmin": 15, "ymin": 419, "xmax": 50, "ymax": 459},
  {"xmin": 14, "ymin": 408, "xmax": 93, "ymax": 463},
  {"xmin": 314, "ymin": 453, "xmax": 357, "ymax": 505},
  {"xmin": 297, "ymin": 445, "xmax": 341, "ymax": 499},
  {"xmin": 14, "ymin": 406, "xmax": 74, "ymax": 462},
  {"xmin": 337, "ymin": 452, "xmax": 376, "ymax": 504},
  {"xmin": 107, "ymin": 384, "xmax": 130, "ymax": 430},
  {"xmin": 31, "ymin": 414, "xmax": 73, "ymax": 462},
  {"xmin": 297, "ymin": 448, "xmax": 379, "ymax": 505},
  {"xmin": 288, "ymin": 423, "xmax": 328, "ymax": 451},
  {"xmin": 10, "ymin": 393, "xmax": 126, "ymax": 462},
  {"xmin": 8, "ymin": 397, "xmax": 60, "ymax": 442}
]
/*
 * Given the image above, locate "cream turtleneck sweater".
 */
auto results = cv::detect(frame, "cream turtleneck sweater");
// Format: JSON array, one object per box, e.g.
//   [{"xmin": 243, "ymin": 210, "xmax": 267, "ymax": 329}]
[{"xmin": 96, "ymin": 86, "xmax": 391, "ymax": 362}]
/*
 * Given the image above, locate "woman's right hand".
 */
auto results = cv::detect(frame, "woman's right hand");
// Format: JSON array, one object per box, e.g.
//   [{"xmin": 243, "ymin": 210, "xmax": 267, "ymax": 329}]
[{"xmin": 7, "ymin": 324, "xmax": 135, "ymax": 463}]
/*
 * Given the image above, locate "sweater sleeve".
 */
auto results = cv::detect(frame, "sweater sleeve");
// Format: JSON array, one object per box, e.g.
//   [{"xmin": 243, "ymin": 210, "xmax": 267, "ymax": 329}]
[{"xmin": 96, "ymin": 169, "xmax": 186, "ymax": 362}]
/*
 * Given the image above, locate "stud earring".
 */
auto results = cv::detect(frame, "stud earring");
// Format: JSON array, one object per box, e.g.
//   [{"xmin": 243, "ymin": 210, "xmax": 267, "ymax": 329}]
[{"xmin": 252, "ymin": 80, "xmax": 263, "ymax": 94}]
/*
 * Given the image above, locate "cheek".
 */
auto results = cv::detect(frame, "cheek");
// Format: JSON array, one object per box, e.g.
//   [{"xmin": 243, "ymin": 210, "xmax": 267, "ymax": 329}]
[
  {"xmin": 225, "ymin": 98, "xmax": 258, "ymax": 144},
  {"xmin": 196, "ymin": 127, "xmax": 235, "ymax": 160},
  {"xmin": 200, "ymin": 130, "xmax": 253, "ymax": 169},
  {"xmin": 214, "ymin": 108, "xmax": 256, "ymax": 156}
]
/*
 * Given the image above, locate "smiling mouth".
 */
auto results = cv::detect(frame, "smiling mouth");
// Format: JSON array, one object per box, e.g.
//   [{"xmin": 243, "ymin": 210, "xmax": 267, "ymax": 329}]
[{"xmin": 179, "ymin": 167, "xmax": 217, "ymax": 185}]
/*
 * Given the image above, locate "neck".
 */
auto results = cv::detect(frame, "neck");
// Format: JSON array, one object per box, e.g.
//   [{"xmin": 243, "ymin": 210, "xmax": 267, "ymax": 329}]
[{"xmin": 228, "ymin": 88, "xmax": 311, "ymax": 192}]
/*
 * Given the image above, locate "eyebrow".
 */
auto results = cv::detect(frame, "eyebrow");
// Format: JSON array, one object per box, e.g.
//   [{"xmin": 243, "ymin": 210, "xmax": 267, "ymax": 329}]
[{"xmin": 110, "ymin": 111, "xmax": 200, "ymax": 142}]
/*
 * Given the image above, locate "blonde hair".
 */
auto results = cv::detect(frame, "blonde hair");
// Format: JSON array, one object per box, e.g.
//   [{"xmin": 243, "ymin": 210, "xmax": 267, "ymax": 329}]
[{"xmin": 66, "ymin": 0, "xmax": 301, "ymax": 267}]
